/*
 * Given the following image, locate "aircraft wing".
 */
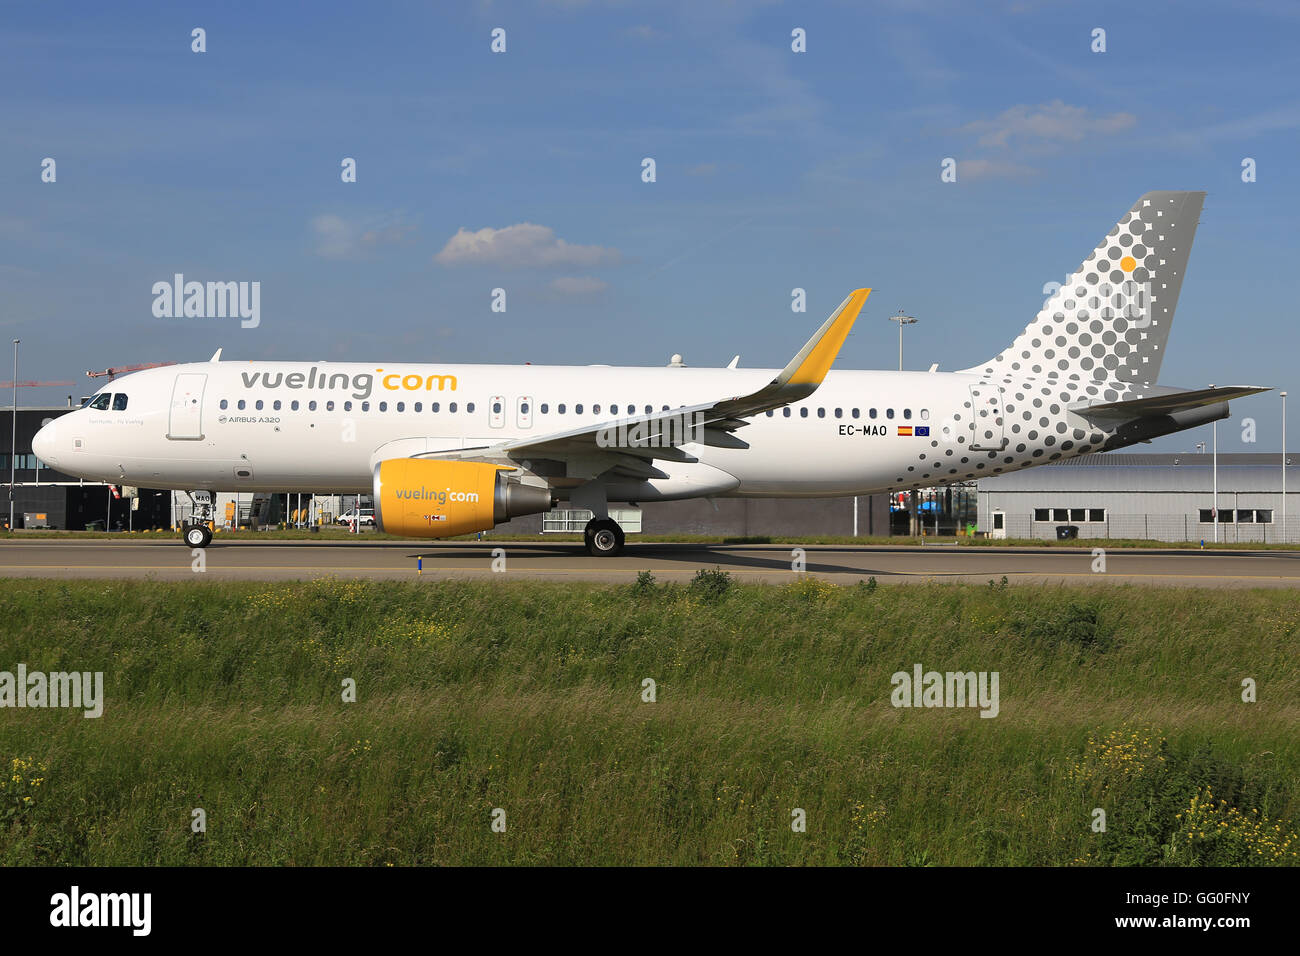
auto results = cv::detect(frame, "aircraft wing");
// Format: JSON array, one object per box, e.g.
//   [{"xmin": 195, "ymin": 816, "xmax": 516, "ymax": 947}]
[{"xmin": 415, "ymin": 288, "xmax": 870, "ymax": 469}]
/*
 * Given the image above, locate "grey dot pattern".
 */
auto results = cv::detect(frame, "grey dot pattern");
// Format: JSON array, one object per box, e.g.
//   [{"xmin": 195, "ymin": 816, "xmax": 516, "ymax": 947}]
[
  {"xmin": 974, "ymin": 192, "xmax": 1204, "ymax": 388},
  {"xmin": 889, "ymin": 193, "xmax": 1206, "ymax": 495}
]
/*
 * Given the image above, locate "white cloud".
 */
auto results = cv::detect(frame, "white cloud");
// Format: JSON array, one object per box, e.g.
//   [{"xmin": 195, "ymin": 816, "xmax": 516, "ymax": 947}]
[
  {"xmin": 312, "ymin": 213, "xmax": 415, "ymax": 259},
  {"xmin": 549, "ymin": 276, "xmax": 608, "ymax": 297},
  {"xmin": 434, "ymin": 223, "xmax": 621, "ymax": 269},
  {"xmin": 962, "ymin": 99, "xmax": 1136, "ymax": 149},
  {"xmin": 956, "ymin": 158, "xmax": 1040, "ymax": 181},
  {"xmin": 625, "ymin": 24, "xmax": 667, "ymax": 41},
  {"xmin": 686, "ymin": 162, "xmax": 718, "ymax": 177}
]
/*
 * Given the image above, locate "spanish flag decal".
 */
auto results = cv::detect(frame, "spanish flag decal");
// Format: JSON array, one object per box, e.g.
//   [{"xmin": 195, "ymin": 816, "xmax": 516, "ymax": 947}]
[{"xmin": 897, "ymin": 426, "xmax": 913, "ymax": 437}]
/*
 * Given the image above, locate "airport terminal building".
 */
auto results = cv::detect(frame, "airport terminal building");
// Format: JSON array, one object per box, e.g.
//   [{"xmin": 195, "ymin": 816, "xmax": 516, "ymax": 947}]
[{"xmin": 975, "ymin": 453, "xmax": 1298, "ymax": 543}]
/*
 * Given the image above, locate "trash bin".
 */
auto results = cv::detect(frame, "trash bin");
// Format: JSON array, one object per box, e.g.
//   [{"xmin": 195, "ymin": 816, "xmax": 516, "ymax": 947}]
[{"xmin": 1055, "ymin": 525, "xmax": 1079, "ymax": 540}]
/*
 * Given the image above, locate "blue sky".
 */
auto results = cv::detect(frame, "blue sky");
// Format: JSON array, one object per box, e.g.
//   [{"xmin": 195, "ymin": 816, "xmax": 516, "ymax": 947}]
[{"xmin": 2, "ymin": 0, "xmax": 1297, "ymax": 452}]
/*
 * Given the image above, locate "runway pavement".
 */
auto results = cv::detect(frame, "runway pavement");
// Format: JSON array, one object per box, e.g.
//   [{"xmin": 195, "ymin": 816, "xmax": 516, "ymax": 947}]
[{"xmin": 1, "ymin": 538, "xmax": 1299, "ymax": 586}]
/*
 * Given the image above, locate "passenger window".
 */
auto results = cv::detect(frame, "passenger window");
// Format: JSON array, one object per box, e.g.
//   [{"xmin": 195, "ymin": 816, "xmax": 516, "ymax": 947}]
[
  {"xmin": 292, "ymin": 400, "xmax": 300, "ymax": 411},
  {"xmin": 766, "ymin": 410, "xmax": 774, "ymax": 417},
  {"xmin": 783, "ymin": 408, "xmax": 791, "ymax": 417},
  {"xmin": 851, "ymin": 408, "xmax": 860, "ymax": 419},
  {"xmin": 817, "ymin": 408, "xmax": 825, "ymax": 418},
  {"xmin": 575, "ymin": 404, "xmax": 584, "ymax": 414},
  {"xmin": 237, "ymin": 400, "xmax": 246, "ymax": 411},
  {"xmin": 540, "ymin": 404, "xmax": 549, "ymax": 414},
  {"xmin": 834, "ymin": 408, "xmax": 842, "ymax": 419},
  {"xmin": 112, "ymin": 394, "xmax": 129, "ymax": 411},
  {"xmin": 89, "ymin": 394, "xmax": 111, "ymax": 410},
  {"xmin": 800, "ymin": 408, "xmax": 808, "ymax": 418},
  {"xmin": 450, "ymin": 402, "xmax": 458, "ymax": 413},
  {"xmin": 558, "ymin": 404, "xmax": 566, "ymax": 414},
  {"xmin": 255, "ymin": 400, "xmax": 263, "ymax": 410},
  {"xmin": 886, "ymin": 408, "xmax": 895, "ymax": 419},
  {"xmin": 430, "ymin": 402, "xmax": 438, "ymax": 412},
  {"xmin": 309, "ymin": 401, "xmax": 318, "ymax": 411},
  {"xmin": 220, "ymin": 399, "xmax": 228, "ymax": 410},
  {"xmin": 328, "ymin": 400, "xmax": 337, "ymax": 412},
  {"xmin": 413, "ymin": 402, "xmax": 421, "ymax": 412},
  {"xmin": 610, "ymin": 405, "xmax": 618, "ymax": 414},
  {"xmin": 493, "ymin": 401, "xmax": 502, "ymax": 414},
  {"xmin": 593, "ymin": 404, "xmax": 601, "ymax": 414},
  {"xmin": 395, "ymin": 401, "xmax": 404, "ymax": 412},
  {"xmin": 644, "ymin": 405, "xmax": 652, "ymax": 415},
  {"xmin": 521, "ymin": 402, "xmax": 529, "ymax": 414},
  {"xmin": 273, "ymin": 400, "xmax": 282, "ymax": 411},
  {"xmin": 378, "ymin": 401, "xmax": 387, "ymax": 412},
  {"xmin": 467, "ymin": 402, "xmax": 474, "ymax": 413},
  {"xmin": 920, "ymin": 409, "xmax": 930, "ymax": 421},
  {"xmin": 903, "ymin": 408, "xmax": 912, "ymax": 420},
  {"xmin": 345, "ymin": 401, "xmax": 353, "ymax": 411}
]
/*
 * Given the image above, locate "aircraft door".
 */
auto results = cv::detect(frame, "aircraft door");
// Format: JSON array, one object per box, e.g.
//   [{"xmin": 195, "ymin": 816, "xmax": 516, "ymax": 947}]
[
  {"xmin": 517, "ymin": 395, "xmax": 533, "ymax": 429},
  {"xmin": 489, "ymin": 395, "xmax": 505, "ymax": 428},
  {"xmin": 167, "ymin": 373, "xmax": 207, "ymax": 441},
  {"xmin": 968, "ymin": 385, "xmax": 1006, "ymax": 451}
]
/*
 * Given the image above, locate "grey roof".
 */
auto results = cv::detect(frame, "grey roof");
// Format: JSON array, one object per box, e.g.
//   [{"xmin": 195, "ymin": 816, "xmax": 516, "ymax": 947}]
[{"xmin": 978, "ymin": 453, "xmax": 1298, "ymax": 493}]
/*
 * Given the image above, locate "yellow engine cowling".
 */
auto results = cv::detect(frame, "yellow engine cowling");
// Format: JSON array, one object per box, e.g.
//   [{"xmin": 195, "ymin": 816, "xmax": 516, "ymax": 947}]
[{"xmin": 373, "ymin": 458, "xmax": 553, "ymax": 538}]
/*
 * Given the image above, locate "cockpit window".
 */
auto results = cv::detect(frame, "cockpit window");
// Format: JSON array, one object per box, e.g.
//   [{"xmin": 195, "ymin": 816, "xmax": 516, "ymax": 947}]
[
  {"xmin": 89, "ymin": 393, "xmax": 111, "ymax": 410},
  {"xmin": 112, "ymin": 394, "xmax": 128, "ymax": 411}
]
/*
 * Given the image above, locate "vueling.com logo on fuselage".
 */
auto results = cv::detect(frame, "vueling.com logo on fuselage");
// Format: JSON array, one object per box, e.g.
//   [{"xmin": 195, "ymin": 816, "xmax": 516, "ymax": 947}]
[
  {"xmin": 395, "ymin": 487, "xmax": 479, "ymax": 505},
  {"xmin": 238, "ymin": 366, "xmax": 457, "ymax": 401}
]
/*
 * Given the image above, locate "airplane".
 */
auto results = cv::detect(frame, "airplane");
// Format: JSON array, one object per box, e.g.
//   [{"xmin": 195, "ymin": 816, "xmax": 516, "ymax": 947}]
[{"xmin": 33, "ymin": 190, "xmax": 1268, "ymax": 555}]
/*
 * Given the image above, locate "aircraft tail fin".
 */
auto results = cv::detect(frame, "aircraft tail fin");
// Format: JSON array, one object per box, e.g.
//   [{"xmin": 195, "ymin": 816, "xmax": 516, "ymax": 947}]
[{"xmin": 963, "ymin": 191, "xmax": 1205, "ymax": 389}]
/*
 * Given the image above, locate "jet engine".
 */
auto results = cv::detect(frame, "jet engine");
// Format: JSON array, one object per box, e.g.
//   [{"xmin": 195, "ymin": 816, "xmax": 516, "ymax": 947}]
[{"xmin": 373, "ymin": 459, "xmax": 553, "ymax": 538}]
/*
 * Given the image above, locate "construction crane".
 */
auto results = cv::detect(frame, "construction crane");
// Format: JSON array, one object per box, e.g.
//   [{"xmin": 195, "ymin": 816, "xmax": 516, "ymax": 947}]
[{"xmin": 86, "ymin": 361, "xmax": 176, "ymax": 381}]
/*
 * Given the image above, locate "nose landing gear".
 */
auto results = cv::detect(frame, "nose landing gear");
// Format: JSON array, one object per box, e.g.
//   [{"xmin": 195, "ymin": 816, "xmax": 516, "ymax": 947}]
[
  {"xmin": 584, "ymin": 517, "xmax": 625, "ymax": 557},
  {"xmin": 182, "ymin": 490, "xmax": 214, "ymax": 549}
]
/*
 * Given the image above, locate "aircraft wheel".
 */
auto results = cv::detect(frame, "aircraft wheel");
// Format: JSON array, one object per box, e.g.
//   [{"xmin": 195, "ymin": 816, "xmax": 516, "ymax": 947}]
[
  {"xmin": 584, "ymin": 517, "xmax": 625, "ymax": 557},
  {"xmin": 184, "ymin": 524, "xmax": 212, "ymax": 549}
]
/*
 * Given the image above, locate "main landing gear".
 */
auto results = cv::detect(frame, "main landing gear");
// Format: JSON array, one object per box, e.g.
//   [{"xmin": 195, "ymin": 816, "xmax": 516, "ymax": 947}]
[
  {"xmin": 182, "ymin": 490, "xmax": 214, "ymax": 549},
  {"xmin": 584, "ymin": 516, "xmax": 625, "ymax": 557}
]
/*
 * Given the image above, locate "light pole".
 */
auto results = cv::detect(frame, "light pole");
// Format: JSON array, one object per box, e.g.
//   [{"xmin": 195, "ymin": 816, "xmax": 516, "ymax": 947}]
[
  {"xmin": 889, "ymin": 312, "xmax": 917, "ymax": 371},
  {"xmin": 8, "ymin": 339, "xmax": 17, "ymax": 533},
  {"xmin": 1282, "ymin": 391, "xmax": 1288, "ymax": 543}
]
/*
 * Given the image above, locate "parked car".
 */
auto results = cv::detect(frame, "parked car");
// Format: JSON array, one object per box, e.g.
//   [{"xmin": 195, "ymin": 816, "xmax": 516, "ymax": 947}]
[{"xmin": 336, "ymin": 508, "xmax": 376, "ymax": 527}]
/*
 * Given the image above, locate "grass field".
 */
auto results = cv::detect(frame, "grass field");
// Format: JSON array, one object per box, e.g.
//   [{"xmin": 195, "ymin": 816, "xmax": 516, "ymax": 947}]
[{"xmin": 1, "ymin": 576, "xmax": 1297, "ymax": 865}]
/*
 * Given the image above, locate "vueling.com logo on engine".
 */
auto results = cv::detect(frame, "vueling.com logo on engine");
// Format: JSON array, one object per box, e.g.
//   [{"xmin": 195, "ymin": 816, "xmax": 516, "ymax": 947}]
[{"xmin": 395, "ymin": 487, "xmax": 480, "ymax": 505}]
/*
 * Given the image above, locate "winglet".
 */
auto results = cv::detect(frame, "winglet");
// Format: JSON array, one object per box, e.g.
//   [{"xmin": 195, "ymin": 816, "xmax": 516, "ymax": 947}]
[{"xmin": 778, "ymin": 288, "xmax": 870, "ymax": 387}]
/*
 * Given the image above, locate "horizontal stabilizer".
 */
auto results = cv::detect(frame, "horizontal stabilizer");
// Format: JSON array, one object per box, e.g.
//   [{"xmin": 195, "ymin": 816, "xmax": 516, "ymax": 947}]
[{"xmin": 1072, "ymin": 385, "xmax": 1270, "ymax": 420}]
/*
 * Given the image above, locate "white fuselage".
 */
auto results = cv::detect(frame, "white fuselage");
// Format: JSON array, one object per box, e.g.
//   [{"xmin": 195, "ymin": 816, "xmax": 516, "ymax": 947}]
[{"xmin": 33, "ymin": 359, "xmax": 1131, "ymax": 500}]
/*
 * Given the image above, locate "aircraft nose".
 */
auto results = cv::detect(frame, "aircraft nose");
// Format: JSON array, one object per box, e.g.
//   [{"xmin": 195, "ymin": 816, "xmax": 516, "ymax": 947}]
[{"xmin": 32, "ymin": 419, "xmax": 58, "ymax": 466}]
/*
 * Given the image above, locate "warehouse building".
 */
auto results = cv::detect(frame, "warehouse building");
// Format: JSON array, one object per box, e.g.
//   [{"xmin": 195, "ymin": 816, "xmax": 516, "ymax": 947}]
[{"xmin": 975, "ymin": 453, "xmax": 1298, "ymax": 543}]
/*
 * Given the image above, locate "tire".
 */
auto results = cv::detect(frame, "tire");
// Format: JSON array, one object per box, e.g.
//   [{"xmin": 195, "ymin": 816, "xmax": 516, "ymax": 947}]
[
  {"xmin": 584, "ymin": 518, "xmax": 625, "ymax": 557},
  {"xmin": 184, "ymin": 524, "xmax": 212, "ymax": 549}
]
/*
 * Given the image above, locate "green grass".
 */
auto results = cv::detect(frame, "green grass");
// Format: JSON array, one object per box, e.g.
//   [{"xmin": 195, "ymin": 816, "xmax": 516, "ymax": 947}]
[{"xmin": 1, "ymin": 577, "xmax": 1297, "ymax": 865}]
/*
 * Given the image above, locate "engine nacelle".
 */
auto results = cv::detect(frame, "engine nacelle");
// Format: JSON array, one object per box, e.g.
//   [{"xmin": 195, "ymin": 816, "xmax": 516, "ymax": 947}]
[{"xmin": 373, "ymin": 458, "xmax": 553, "ymax": 538}]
